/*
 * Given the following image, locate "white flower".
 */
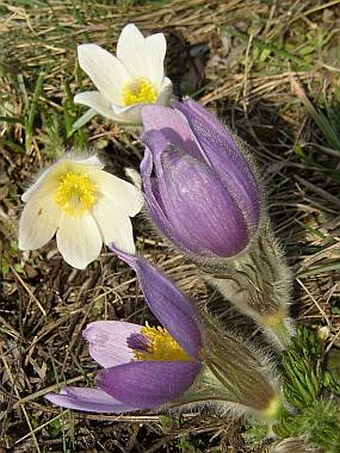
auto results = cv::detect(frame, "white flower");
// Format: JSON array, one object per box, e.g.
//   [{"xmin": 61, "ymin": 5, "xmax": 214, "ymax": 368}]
[
  {"xmin": 74, "ymin": 23, "xmax": 172, "ymax": 124},
  {"xmin": 18, "ymin": 156, "xmax": 143, "ymax": 269}
]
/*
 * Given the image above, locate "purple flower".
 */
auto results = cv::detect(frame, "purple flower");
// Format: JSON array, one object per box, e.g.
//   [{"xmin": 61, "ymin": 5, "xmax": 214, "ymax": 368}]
[
  {"xmin": 45, "ymin": 247, "xmax": 282, "ymax": 418},
  {"xmin": 45, "ymin": 249, "xmax": 202, "ymax": 413},
  {"xmin": 140, "ymin": 98, "xmax": 261, "ymax": 259}
]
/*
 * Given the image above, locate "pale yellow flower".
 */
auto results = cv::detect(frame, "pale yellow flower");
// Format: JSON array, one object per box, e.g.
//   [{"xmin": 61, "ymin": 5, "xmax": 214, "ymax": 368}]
[
  {"xmin": 19, "ymin": 156, "xmax": 143, "ymax": 269},
  {"xmin": 74, "ymin": 23, "xmax": 172, "ymax": 124}
]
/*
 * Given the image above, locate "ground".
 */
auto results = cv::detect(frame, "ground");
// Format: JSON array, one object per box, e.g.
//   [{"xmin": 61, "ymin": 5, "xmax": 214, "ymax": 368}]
[{"xmin": 0, "ymin": 0, "xmax": 339, "ymax": 452}]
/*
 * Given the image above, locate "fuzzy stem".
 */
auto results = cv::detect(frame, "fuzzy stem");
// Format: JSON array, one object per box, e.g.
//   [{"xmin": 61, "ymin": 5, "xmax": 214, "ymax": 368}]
[
  {"xmin": 167, "ymin": 318, "xmax": 283, "ymax": 420},
  {"xmin": 200, "ymin": 219, "xmax": 294, "ymax": 349},
  {"xmin": 201, "ymin": 317, "xmax": 282, "ymax": 418}
]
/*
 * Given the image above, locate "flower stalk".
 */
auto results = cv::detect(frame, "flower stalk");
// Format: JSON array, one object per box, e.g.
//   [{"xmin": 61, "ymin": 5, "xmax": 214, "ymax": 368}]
[
  {"xmin": 201, "ymin": 219, "xmax": 294, "ymax": 349},
  {"xmin": 172, "ymin": 313, "xmax": 282, "ymax": 419}
]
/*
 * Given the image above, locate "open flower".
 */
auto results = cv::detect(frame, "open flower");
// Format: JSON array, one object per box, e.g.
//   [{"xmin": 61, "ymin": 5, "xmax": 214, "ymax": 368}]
[
  {"xmin": 45, "ymin": 252, "xmax": 203, "ymax": 412},
  {"xmin": 140, "ymin": 98, "xmax": 261, "ymax": 260},
  {"xmin": 18, "ymin": 156, "xmax": 143, "ymax": 269},
  {"xmin": 74, "ymin": 23, "xmax": 172, "ymax": 124},
  {"xmin": 45, "ymin": 248, "xmax": 281, "ymax": 417}
]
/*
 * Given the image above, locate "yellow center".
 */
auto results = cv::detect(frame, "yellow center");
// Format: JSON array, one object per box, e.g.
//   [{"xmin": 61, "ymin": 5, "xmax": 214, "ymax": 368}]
[
  {"xmin": 54, "ymin": 171, "xmax": 97, "ymax": 217},
  {"xmin": 133, "ymin": 324, "xmax": 191, "ymax": 362},
  {"xmin": 122, "ymin": 78, "xmax": 158, "ymax": 106}
]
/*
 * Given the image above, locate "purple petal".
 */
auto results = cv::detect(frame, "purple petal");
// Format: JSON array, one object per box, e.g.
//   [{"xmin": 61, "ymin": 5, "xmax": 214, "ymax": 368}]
[
  {"xmin": 83, "ymin": 321, "xmax": 142, "ymax": 368},
  {"xmin": 157, "ymin": 147, "xmax": 249, "ymax": 257},
  {"xmin": 97, "ymin": 360, "xmax": 201, "ymax": 408},
  {"xmin": 109, "ymin": 246, "xmax": 202, "ymax": 359},
  {"xmin": 44, "ymin": 387, "xmax": 138, "ymax": 413},
  {"xmin": 140, "ymin": 137, "xmax": 192, "ymax": 255},
  {"xmin": 174, "ymin": 98, "xmax": 261, "ymax": 232},
  {"xmin": 141, "ymin": 133, "xmax": 197, "ymax": 256},
  {"xmin": 141, "ymin": 105, "xmax": 201, "ymax": 160}
]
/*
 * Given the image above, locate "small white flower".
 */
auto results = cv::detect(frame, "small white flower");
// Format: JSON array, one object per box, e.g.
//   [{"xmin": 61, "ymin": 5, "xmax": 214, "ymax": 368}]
[
  {"xmin": 18, "ymin": 156, "xmax": 143, "ymax": 269},
  {"xmin": 74, "ymin": 23, "xmax": 172, "ymax": 124}
]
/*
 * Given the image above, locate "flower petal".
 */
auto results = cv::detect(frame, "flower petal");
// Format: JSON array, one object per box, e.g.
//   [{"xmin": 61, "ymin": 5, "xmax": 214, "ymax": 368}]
[
  {"xmin": 117, "ymin": 24, "xmax": 165, "ymax": 87},
  {"xmin": 157, "ymin": 148, "xmax": 249, "ymax": 257},
  {"xmin": 140, "ymin": 146, "xmax": 182, "ymax": 249},
  {"xmin": 109, "ymin": 247, "xmax": 202, "ymax": 359},
  {"xmin": 91, "ymin": 169, "xmax": 144, "ymax": 217},
  {"xmin": 91, "ymin": 198, "xmax": 136, "ymax": 253},
  {"xmin": 45, "ymin": 387, "xmax": 137, "ymax": 413},
  {"xmin": 77, "ymin": 44, "xmax": 130, "ymax": 104},
  {"xmin": 83, "ymin": 321, "xmax": 142, "ymax": 368},
  {"xmin": 56, "ymin": 214, "xmax": 102, "ymax": 269},
  {"xmin": 144, "ymin": 33, "xmax": 167, "ymax": 87},
  {"xmin": 21, "ymin": 173, "xmax": 55, "ymax": 204},
  {"xmin": 156, "ymin": 76, "xmax": 173, "ymax": 106},
  {"xmin": 74, "ymin": 91, "xmax": 123, "ymax": 121},
  {"xmin": 77, "ymin": 155, "xmax": 103, "ymax": 168},
  {"xmin": 141, "ymin": 131, "xmax": 201, "ymax": 255},
  {"xmin": 141, "ymin": 104, "xmax": 201, "ymax": 160},
  {"xmin": 98, "ymin": 360, "xmax": 201, "ymax": 408},
  {"xmin": 18, "ymin": 195, "xmax": 59, "ymax": 250},
  {"xmin": 174, "ymin": 98, "xmax": 261, "ymax": 232},
  {"xmin": 116, "ymin": 24, "xmax": 144, "ymax": 71},
  {"xmin": 110, "ymin": 102, "xmax": 144, "ymax": 124}
]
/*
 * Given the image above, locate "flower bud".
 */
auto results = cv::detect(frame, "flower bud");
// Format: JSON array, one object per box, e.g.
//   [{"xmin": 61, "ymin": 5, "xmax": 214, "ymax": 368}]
[{"xmin": 141, "ymin": 98, "xmax": 261, "ymax": 261}]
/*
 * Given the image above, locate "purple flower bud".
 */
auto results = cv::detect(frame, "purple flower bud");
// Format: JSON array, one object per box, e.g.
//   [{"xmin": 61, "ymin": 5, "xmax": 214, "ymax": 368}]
[{"xmin": 141, "ymin": 98, "xmax": 261, "ymax": 259}]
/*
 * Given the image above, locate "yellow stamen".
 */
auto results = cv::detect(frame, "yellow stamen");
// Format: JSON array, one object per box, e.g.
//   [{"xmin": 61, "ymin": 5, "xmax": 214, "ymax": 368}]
[
  {"xmin": 54, "ymin": 171, "xmax": 97, "ymax": 217},
  {"xmin": 122, "ymin": 78, "xmax": 157, "ymax": 106},
  {"xmin": 133, "ymin": 324, "xmax": 191, "ymax": 362}
]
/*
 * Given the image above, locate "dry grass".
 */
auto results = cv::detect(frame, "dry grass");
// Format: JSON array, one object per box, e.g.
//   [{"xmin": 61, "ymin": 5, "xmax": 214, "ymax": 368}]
[{"xmin": 1, "ymin": 0, "xmax": 339, "ymax": 451}]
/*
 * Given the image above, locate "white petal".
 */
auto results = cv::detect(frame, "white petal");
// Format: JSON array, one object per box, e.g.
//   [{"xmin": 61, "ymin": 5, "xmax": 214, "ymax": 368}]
[
  {"xmin": 117, "ymin": 24, "xmax": 144, "ymax": 51},
  {"xmin": 56, "ymin": 215, "xmax": 102, "ymax": 269},
  {"xmin": 77, "ymin": 44, "xmax": 130, "ymax": 104},
  {"xmin": 21, "ymin": 161, "xmax": 62, "ymax": 203},
  {"xmin": 19, "ymin": 195, "xmax": 59, "ymax": 250},
  {"xmin": 144, "ymin": 33, "xmax": 167, "ymax": 87},
  {"xmin": 63, "ymin": 157, "xmax": 103, "ymax": 174},
  {"xmin": 157, "ymin": 77, "xmax": 173, "ymax": 106},
  {"xmin": 76, "ymin": 155, "xmax": 103, "ymax": 168},
  {"xmin": 110, "ymin": 103, "xmax": 143, "ymax": 124},
  {"xmin": 117, "ymin": 24, "xmax": 145, "ymax": 76},
  {"xmin": 91, "ymin": 197, "xmax": 136, "ymax": 253},
  {"xmin": 117, "ymin": 24, "xmax": 165, "ymax": 86},
  {"xmin": 74, "ymin": 91, "xmax": 126, "ymax": 122},
  {"xmin": 91, "ymin": 170, "xmax": 143, "ymax": 216}
]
